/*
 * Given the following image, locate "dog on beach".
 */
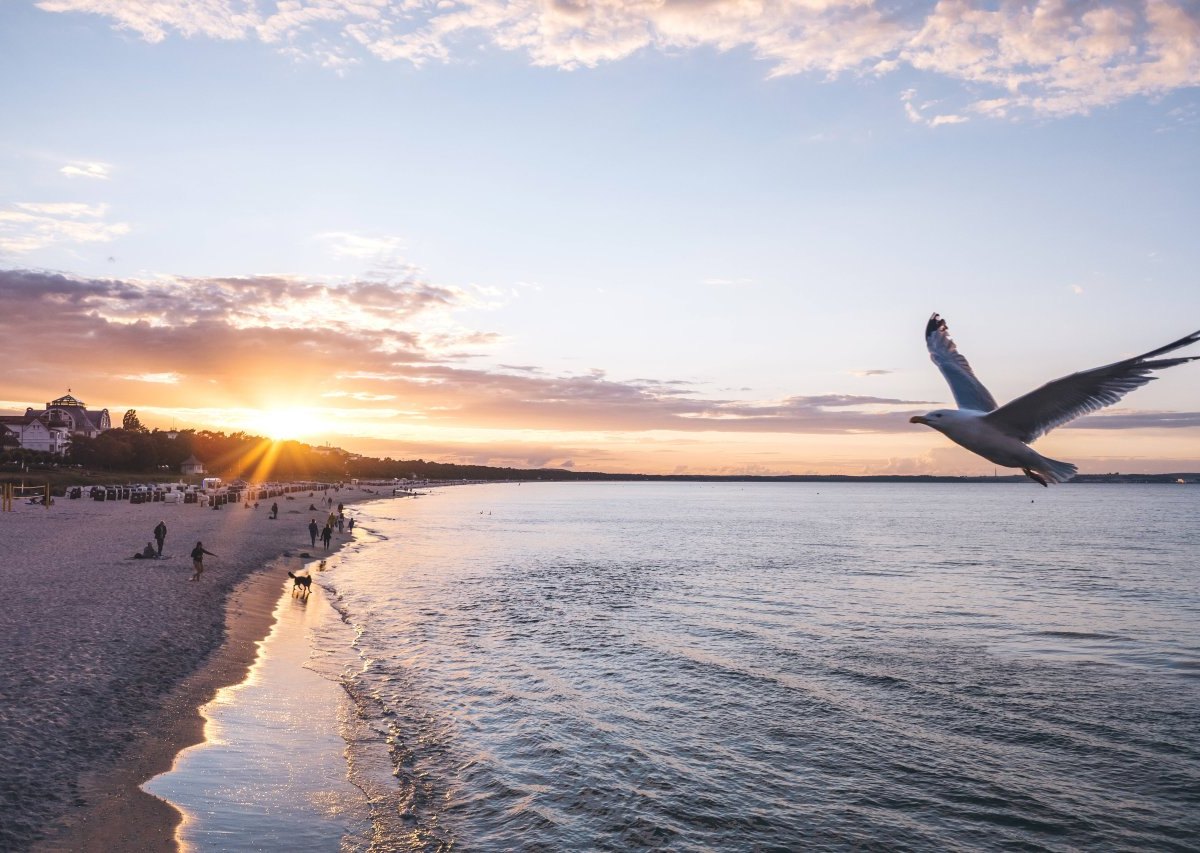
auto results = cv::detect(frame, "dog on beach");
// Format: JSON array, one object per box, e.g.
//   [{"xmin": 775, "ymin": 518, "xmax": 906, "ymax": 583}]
[{"xmin": 287, "ymin": 570, "xmax": 313, "ymax": 597}]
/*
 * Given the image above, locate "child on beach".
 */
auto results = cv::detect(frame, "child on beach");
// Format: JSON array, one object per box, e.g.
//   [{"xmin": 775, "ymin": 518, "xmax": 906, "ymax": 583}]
[{"xmin": 190, "ymin": 541, "xmax": 216, "ymax": 581}]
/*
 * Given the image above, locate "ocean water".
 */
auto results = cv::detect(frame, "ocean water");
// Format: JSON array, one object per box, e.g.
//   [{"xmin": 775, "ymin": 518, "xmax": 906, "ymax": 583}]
[
  {"xmin": 144, "ymin": 571, "xmax": 370, "ymax": 850},
  {"xmin": 155, "ymin": 482, "xmax": 1200, "ymax": 851}
]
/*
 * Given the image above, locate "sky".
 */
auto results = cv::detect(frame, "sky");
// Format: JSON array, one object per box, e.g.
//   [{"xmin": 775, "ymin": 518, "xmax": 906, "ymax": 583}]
[{"xmin": 1, "ymin": 0, "xmax": 1198, "ymax": 475}]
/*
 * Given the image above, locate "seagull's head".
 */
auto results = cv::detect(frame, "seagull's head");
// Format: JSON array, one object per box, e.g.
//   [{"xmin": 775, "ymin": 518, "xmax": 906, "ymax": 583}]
[{"xmin": 909, "ymin": 408, "xmax": 965, "ymax": 433}]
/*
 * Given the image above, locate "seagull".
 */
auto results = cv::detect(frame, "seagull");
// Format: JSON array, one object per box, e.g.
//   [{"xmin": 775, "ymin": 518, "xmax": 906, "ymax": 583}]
[{"xmin": 910, "ymin": 314, "xmax": 1200, "ymax": 486}]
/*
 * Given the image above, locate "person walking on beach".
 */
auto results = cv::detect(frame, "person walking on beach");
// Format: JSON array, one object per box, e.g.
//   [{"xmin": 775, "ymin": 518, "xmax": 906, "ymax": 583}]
[
  {"xmin": 308, "ymin": 518, "xmax": 319, "ymax": 547},
  {"xmin": 153, "ymin": 520, "xmax": 167, "ymax": 556},
  {"xmin": 270, "ymin": 502, "xmax": 279, "ymax": 520},
  {"xmin": 321, "ymin": 523, "xmax": 333, "ymax": 551},
  {"xmin": 190, "ymin": 541, "xmax": 215, "ymax": 581},
  {"xmin": 337, "ymin": 512, "xmax": 344, "ymax": 533}
]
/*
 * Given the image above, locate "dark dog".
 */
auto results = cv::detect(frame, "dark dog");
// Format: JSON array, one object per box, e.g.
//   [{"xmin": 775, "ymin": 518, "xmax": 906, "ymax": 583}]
[{"xmin": 287, "ymin": 571, "xmax": 313, "ymax": 597}]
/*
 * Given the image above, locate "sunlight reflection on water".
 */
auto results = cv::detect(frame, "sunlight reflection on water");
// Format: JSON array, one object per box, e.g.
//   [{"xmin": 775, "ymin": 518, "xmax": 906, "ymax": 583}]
[{"xmin": 144, "ymin": 573, "xmax": 370, "ymax": 852}]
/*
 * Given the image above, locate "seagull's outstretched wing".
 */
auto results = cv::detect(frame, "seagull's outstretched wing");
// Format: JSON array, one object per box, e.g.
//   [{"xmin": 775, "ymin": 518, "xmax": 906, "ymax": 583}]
[
  {"xmin": 925, "ymin": 313, "xmax": 998, "ymax": 412},
  {"xmin": 985, "ymin": 328, "xmax": 1200, "ymax": 443}
]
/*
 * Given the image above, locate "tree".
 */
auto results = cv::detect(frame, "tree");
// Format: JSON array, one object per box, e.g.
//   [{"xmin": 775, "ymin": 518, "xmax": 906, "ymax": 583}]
[{"xmin": 122, "ymin": 409, "xmax": 147, "ymax": 432}]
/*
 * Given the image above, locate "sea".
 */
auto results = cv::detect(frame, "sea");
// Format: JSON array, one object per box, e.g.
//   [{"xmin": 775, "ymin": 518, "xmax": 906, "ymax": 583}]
[{"xmin": 145, "ymin": 482, "xmax": 1200, "ymax": 851}]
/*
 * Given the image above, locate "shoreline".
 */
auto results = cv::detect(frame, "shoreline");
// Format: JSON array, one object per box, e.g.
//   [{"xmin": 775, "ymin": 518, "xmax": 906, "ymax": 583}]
[
  {"xmin": 34, "ymin": 566, "xmax": 288, "ymax": 852},
  {"xmin": 0, "ymin": 484, "xmax": 391, "ymax": 852},
  {"xmin": 142, "ymin": 567, "xmax": 370, "ymax": 850}
]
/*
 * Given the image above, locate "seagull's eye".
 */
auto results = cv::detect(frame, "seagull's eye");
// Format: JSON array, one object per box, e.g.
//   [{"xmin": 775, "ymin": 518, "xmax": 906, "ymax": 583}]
[{"xmin": 935, "ymin": 414, "xmax": 942, "ymax": 418}]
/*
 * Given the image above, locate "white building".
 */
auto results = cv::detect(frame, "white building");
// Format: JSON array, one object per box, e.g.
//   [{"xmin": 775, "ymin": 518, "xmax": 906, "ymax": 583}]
[{"xmin": 0, "ymin": 392, "xmax": 112, "ymax": 454}]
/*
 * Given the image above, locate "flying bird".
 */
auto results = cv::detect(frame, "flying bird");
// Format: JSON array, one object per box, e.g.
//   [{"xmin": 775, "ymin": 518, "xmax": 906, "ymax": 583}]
[{"xmin": 910, "ymin": 314, "xmax": 1200, "ymax": 486}]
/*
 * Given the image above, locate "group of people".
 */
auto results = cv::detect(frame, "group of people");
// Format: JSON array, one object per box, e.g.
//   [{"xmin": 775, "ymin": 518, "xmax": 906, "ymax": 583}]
[
  {"xmin": 308, "ymin": 504, "xmax": 355, "ymax": 551},
  {"xmin": 129, "ymin": 519, "xmax": 214, "ymax": 581},
  {"xmin": 131, "ymin": 494, "xmax": 358, "ymax": 581}
]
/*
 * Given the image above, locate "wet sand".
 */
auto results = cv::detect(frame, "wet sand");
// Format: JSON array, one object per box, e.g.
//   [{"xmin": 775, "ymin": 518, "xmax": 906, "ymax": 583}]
[{"xmin": 0, "ymin": 485, "xmax": 385, "ymax": 851}]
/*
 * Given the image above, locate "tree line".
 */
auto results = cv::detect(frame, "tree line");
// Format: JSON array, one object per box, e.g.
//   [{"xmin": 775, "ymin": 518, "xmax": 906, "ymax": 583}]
[{"xmin": 6, "ymin": 408, "xmax": 606, "ymax": 482}]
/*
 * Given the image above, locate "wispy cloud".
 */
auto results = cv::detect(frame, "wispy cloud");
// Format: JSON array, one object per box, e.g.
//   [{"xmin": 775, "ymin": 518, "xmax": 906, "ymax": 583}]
[
  {"xmin": 33, "ymin": 0, "xmax": 1200, "ymax": 118},
  {"xmin": 1072, "ymin": 411, "xmax": 1200, "ymax": 429},
  {"xmin": 60, "ymin": 160, "xmax": 112, "ymax": 180},
  {"xmin": 317, "ymin": 231, "xmax": 407, "ymax": 260},
  {"xmin": 4, "ymin": 268, "xmax": 1196, "ymax": 450},
  {"xmin": 0, "ymin": 267, "xmax": 938, "ymax": 436},
  {"xmin": 0, "ymin": 202, "xmax": 129, "ymax": 254},
  {"xmin": 118, "ymin": 372, "xmax": 182, "ymax": 384},
  {"xmin": 901, "ymin": 88, "xmax": 969, "ymax": 127}
]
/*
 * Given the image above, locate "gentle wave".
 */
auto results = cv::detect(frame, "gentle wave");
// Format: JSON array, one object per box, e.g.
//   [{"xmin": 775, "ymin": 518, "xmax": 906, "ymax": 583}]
[{"xmin": 312, "ymin": 482, "xmax": 1200, "ymax": 851}]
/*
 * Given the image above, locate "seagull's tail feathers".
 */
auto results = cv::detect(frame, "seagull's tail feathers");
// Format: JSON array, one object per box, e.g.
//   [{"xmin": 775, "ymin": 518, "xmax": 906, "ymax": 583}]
[{"xmin": 1029, "ymin": 455, "xmax": 1078, "ymax": 486}]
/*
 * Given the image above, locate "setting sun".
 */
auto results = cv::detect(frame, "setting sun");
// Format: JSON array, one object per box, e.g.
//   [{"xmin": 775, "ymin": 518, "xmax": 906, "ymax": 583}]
[{"xmin": 242, "ymin": 407, "xmax": 324, "ymax": 442}]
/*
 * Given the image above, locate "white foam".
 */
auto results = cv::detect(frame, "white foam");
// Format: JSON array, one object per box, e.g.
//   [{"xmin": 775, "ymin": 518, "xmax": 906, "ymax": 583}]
[{"xmin": 144, "ymin": 579, "xmax": 370, "ymax": 851}]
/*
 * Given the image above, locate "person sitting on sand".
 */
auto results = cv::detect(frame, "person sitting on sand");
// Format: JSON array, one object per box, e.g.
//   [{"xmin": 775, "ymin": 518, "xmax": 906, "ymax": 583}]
[
  {"xmin": 190, "ymin": 541, "xmax": 216, "ymax": 581},
  {"xmin": 132, "ymin": 542, "xmax": 157, "ymax": 559}
]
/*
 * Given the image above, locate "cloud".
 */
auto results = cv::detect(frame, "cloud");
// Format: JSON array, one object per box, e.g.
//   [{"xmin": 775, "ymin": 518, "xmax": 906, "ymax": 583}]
[
  {"xmin": 60, "ymin": 160, "xmax": 112, "ymax": 180},
  {"xmin": 0, "ymin": 266, "xmax": 939, "ymax": 437},
  {"xmin": 0, "ymin": 202, "xmax": 129, "ymax": 254},
  {"xmin": 4, "ymin": 267, "xmax": 1197, "ymax": 453},
  {"xmin": 1071, "ymin": 410, "xmax": 1200, "ymax": 429},
  {"xmin": 33, "ymin": 0, "xmax": 1200, "ymax": 117},
  {"xmin": 316, "ymin": 231, "xmax": 406, "ymax": 259},
  {"xmin": 900, "ymin": 88, "xmax": 969, "ymax": 127},
  {"xmin": 851, "ymin": 368, "xmax": 892, "ymax": 377},
  {"xmin": 118, "ymin": 372, "xmax": 183, "ymax": 384}
]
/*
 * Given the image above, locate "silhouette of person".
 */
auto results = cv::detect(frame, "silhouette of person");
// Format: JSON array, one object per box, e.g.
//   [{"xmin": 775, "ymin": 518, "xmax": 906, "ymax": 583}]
[
  {"xmin": 153, "ymin": 520, "xmax": 167, "ymax": 556},
  {"xmin": 308, "ymin": 518, "xmax": 319, "ymax": 547},
  {"xmin": 133, "ymin": 542, "xmax": 156, "ymax": 559},
  {"xmin": 270, "ymin": 502, "xmax": 279, "ymax": 520},
  {"xmin": 190, "ymin": 541, "xmax": 215, "ymax": 581},
  {"xmin": 321, "ymin": 524, "xmax": 332, "ymax": 551}
]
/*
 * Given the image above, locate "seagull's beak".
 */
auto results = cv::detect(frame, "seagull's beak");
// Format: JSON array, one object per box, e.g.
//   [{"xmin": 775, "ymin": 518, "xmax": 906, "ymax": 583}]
[{"xmin": 909, "ymin": 415, "xmax": 926, "ymax": 425}]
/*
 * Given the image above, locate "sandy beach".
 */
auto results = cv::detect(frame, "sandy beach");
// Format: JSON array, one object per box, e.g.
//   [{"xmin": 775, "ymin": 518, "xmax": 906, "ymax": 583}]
[{"xmin": 0, "ymin": 484, "xmax": 386, "ymax": 852}]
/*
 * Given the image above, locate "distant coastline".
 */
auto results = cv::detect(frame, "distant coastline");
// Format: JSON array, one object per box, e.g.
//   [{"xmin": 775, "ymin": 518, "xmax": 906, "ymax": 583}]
[{"xmin": 485, "ymin": 472, "xmax": 1200, "ymax": 485}]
